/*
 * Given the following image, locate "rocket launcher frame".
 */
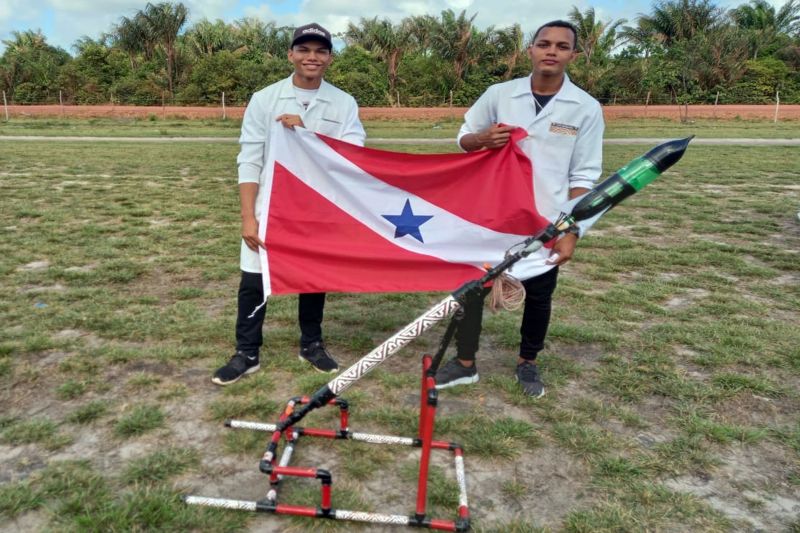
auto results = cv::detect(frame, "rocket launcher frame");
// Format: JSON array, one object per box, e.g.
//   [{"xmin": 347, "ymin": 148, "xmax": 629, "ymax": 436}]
[{"xmin": 186, "ymin": 136, "xmax": 692, "ymax": 531}]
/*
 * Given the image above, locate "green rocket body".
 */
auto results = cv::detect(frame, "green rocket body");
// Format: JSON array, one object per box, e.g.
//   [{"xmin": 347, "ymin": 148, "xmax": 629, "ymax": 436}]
[{"xmin": 570, "ymin": 136, "xmax": 692, "ymax": 222}]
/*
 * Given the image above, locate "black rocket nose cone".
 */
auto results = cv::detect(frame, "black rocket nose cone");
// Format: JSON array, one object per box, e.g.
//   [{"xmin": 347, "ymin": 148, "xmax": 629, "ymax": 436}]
[{"xmin": 644, "ymin": 135, "xmax": 694, "ymax": 172}]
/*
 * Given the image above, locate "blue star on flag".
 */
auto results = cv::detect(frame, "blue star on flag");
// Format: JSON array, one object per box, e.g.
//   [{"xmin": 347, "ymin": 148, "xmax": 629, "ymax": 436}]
[{"xmin": 382, "ymin": 199, "xmax": 433, "ymax": 243}]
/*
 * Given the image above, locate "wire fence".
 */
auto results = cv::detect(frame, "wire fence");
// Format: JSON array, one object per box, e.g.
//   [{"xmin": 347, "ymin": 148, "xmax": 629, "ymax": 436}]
[{"xmin": 2, "ymin": 90, "xmax": 798, "ymax": 122}]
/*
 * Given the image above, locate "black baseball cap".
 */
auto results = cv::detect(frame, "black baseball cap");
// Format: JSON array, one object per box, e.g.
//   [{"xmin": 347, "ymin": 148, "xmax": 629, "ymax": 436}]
[{"xmin": 291, "ymin": 23, "xmax": 333, "ymax": 50}]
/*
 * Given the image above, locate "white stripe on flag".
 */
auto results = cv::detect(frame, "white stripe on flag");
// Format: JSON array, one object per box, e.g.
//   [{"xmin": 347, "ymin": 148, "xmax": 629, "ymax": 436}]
[{"xmin": 270, "ymin": 125, "xmax": 530, "ymax": 269}]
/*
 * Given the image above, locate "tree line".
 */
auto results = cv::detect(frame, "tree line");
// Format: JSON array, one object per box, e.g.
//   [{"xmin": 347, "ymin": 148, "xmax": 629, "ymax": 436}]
[{"xmin": 1, "ymin": 0, "xmax": 798, "ymax": 107}]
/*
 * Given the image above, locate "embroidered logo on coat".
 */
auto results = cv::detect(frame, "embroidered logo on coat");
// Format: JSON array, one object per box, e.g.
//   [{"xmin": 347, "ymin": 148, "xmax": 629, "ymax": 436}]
[{"xmin": 549, "ymin": 122, "xmax": 579, "ymax": 136}]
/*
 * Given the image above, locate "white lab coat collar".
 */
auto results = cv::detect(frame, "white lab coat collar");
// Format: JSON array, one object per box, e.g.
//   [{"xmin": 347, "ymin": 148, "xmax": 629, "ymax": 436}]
[
  {"xmin": 511, "ymin": 73, "xmax": 583, "ymax": 123},
  {"xmin": 276, "ymin": 75, "xmax": 334, "ymax": 103}
]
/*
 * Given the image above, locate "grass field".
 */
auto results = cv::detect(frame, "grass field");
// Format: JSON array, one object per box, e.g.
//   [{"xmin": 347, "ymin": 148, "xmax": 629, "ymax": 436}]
[
  {"xmin": 1, "ymin": 115, "xmax": 800, "ymax": 139},
  {"xmin": 1, "ymin": 120, "xmax": 799, "ymax": 532}
]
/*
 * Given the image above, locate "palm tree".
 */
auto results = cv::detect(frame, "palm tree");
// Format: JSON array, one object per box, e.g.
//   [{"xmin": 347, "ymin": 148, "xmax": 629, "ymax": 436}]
[
  {"xmin": 345, "ymin": 17, "xmax": 413, "ymax": 105},
  {"xmin": 141, "ymin": 2, "xmax": 188, "ymax": 96},
  {"xmin": 0, "ymin": 30, "xmax": 70, "ymax": 100},
  {"xmin": 488, "ymin": 24, "xmax": 524, "ymax": 80},
  {"xmin": 187, "ymin": 19, "xmax": 233, "ymax": 57},
  {"xmin": 636, "ymin": 0, "xmax": 723, "ymax": 46},
  {"xmin": 730, "ymin": 0, "xmax": 800, "ymax": 58},
  {"xmin": 406, "ymin": 14, "xmax": 438, "ymax": 55},
  {"xmin": 431, "ymin": 10, "xmax": 487, "ymax": 86},
  {"xmin": 233, "ymin": 18, "xmax": 293, "ymax": 60},
  {"xmin": 72, "ymin": 35, "xmax": 105, "ymax": 56},
  {"xmin": 2, "ymin": 29, "xmax": 48, "ymax": 52},
  {"xmin": 112, "ymin": 14, "xmax": 153, "ymax": 70},
  {"xmin": 566, "ymin": 6, "xmax": 626, "ymax": 92},
  {"xmin": 568, "ymin": 7, "xmax": 626, "ymax": 67}
]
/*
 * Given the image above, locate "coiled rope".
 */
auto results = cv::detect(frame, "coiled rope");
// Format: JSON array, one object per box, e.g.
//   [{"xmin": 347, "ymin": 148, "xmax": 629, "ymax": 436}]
[{"xmin": 488, "ymin": 272, "xmax": 525, "ymax": 312}]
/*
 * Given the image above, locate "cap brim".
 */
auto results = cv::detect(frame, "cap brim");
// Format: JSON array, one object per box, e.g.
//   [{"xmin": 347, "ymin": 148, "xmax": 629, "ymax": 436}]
[{"xmin": 291, "ymin": 35, "xmax": 332, "ymax": 49}]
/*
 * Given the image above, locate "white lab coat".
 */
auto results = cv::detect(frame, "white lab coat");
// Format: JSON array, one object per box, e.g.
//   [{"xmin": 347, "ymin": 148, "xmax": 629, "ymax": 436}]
[
  {"xmin": 457, "ymin": 73, "xmax": 604, "ymax": 280},
  {"xmin": 237, "ymin": 75, "xmax": 366, "ymax": 273}
]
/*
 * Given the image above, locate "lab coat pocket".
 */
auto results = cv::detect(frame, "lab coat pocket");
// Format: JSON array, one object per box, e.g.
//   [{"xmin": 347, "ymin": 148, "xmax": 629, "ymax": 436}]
[
  {"xmin": 545, "ymin": 131, "xmax": 577, "ymax": 160},
  {"xmin": 316, "ymin": 114, "xmax": 343, "ymax": 136}
]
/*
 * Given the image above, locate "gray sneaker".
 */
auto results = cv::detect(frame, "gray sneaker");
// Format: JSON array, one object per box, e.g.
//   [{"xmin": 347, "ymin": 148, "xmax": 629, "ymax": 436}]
[
  {"xmin": 212, "ymin": 351, "xmax": 260, "ymax": 386},
  {"xmin": 516, "ymin": 361, "xmax": 545, "ymax": 398},
  {"xmin": 435, "ymin": 359, "xmax": 479, "ymax": 389}
]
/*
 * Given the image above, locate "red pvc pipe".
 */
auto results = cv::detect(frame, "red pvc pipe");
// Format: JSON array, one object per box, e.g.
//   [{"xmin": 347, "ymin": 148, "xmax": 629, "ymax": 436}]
[
  {"xmin": 275, "ymin": 503, "xmax": 318, "ymax": 517},
  {"xmin": 420, "ymin": 355, "xmax": 432, "ymax": 440},
  {"xmin": 321, "ymin": 484, "xmax": 332, "ymax": 510},
  {"xmin": 429, "ymin": 518, "xmax": 457, "ymax": 531},
  {"xmin": 302, "ymin": 428, "xmax": 338, "ymax": 438},
  {"xmin": 272, "ymin": 466, "xmax": 318, "ymax": 479},
  {"xmin": 415, "ymin": 375, "xmax": 437, "ymax": 516}
]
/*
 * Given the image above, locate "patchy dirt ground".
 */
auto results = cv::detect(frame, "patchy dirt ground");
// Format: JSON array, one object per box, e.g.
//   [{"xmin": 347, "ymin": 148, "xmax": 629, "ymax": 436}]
[
  {"xmin": 3, "ymin": 327, "xmax": 799, "ymax": 532},
  {"xmin": 5, "ymin": 104, "xmax": 800, "ymax": 122}
]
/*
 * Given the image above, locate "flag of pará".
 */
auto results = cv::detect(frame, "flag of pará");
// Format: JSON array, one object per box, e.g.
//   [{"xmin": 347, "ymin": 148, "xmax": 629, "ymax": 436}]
[{"xmin": 257, "ymin": 124, "xmax": 555, "ymax": 296}]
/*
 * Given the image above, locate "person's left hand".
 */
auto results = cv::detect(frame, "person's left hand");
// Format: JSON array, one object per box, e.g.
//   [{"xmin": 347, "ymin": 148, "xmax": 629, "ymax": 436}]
[
  {"xmin": 546, "ymin": 233, "xmax": 578, "ymax": 266},
  {"xmin": 276, "ymin": 114, "xmax": 305, "ymax": 129}
]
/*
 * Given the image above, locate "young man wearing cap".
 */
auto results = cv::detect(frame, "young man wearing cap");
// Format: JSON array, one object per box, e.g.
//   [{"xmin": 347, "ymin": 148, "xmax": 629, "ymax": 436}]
[
  {"xmin": 213, "ymin": 23, "xmax": 366, "ymax": 385},
  {"xmin": 434, "ymin": 20, "xmax": 604, "ymax": 398}
]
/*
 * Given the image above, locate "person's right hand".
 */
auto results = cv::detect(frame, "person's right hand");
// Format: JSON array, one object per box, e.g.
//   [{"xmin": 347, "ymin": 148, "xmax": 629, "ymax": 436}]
[
  {"xmin": 476, "ymin": 124, "xmax": 516, "ymax": 149},
  {"xmin": 242, "ymin": 216, "xmax": 264, "ymax": 251}
]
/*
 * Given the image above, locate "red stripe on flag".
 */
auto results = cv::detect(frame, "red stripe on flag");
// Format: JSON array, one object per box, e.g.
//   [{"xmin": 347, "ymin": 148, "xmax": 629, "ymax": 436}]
[
  {"xmin": 317, "ymin": 129, "xmax": 549, "ymax": 236},
  {"xmin": 265, "ymin": 164, "xmax": 485, "ymax": 295}
]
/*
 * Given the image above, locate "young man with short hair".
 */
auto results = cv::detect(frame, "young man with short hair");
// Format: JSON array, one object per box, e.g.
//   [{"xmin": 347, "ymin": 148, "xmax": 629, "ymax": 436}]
[
  {"xmin": 213, "ymin": 23, "xmax": 366, "ymax": 385},
  {"xmin": 435, "ymin": 20, "xmax": 604, "ymax": 398}
]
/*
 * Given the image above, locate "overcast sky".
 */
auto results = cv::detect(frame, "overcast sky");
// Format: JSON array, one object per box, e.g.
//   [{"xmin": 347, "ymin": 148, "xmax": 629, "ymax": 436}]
[{"xmin": 0, "ymin": 0, "xmax": 788, "ymax": 54}]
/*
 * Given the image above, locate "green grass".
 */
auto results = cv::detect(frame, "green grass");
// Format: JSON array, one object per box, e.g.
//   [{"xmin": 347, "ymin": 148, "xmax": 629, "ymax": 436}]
[
  {"xmin": 604, "ymin": 117, "xmax": 800, "ymax": 138},
  {"xmin": 0, "ymin": 460, "xmax": 247, "ymax": 530},
  {"xmin": 0, "ymin": 116, "xmax": 241, "ymax": 137},
  {"xmin": 3, "ymin": 115, "xmax": 798, "ymax": 139},
  {"xmin": 122, "ymin": 447, "xmax": 200, "ymax": 485},
  {"xmin": 1, "ymin": 418, "xmax": 72, "ymax": 450},
  {"xmin": 56, "ymin": 379, "xmax": 88, "ymax": 400},
  {"xmin": 114, "ymin": 405, "xmax": 165, "ymax": 437},
  {"xmin": 67, "ymin": 401, "xmax": 109, "ymax": 424},
  {"xmin": 1, "ymin": 119, "xmax": 798, "ymax": 531}
]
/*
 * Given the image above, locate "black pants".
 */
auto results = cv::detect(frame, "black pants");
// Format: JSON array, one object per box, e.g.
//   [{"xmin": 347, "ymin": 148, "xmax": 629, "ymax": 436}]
[
  {"xmin": 235, "ymin": 271, "xmax": 325, "ymax": 356},
  {"xmin": 455, "ymin": 267, "xmax": 559, "ymax": 362}
]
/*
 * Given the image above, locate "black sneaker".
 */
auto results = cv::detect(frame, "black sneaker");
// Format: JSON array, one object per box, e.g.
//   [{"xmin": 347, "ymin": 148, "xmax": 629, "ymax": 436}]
[
  {"xmin": 516, "ymin": 361, "xmax": 545, "ymax": 398},
  {"xmin": 212, "ymin": 351, "xmax": 259, "ymax": 386},
  {"xmin": 435, "ymin": 359, "xmax": 479, "ymax": 389},
  {"xmin": 299, "ymin": 341, "xmax": 339, "ymax": 373}
]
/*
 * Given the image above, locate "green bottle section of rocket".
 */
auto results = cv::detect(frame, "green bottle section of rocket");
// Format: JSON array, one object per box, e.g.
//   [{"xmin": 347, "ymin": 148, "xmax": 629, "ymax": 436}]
[{"xmin": 570, "ymin": 136, "xmax": 693, "ymax": 222}]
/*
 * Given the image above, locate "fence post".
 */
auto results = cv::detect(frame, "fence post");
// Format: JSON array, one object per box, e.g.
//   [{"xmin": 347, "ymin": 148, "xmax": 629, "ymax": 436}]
[
  {"xmin": 713, "ymin": 91, "xmax": 719, "ymax": 119},
  {"xmin": 644, "ymin": 90, "xmax": 650, "ymax": 114},
  {"xmin": 774, "ymin": 90, "xmax": 780, "ymax": 123},
  {"xmin": 161, "ymin": 91, "xmax": 166, "ymax": 119},
  {"xmin": 3, "ymin": 90, "xmax": 8, "ymax": 121},
  {"xmin": 222, "ymin": 91, "xmax": 226, "ymax": 120},
  {"xmin": 59, "ymin": 90, "xmax": 64, "ymax": 117}
]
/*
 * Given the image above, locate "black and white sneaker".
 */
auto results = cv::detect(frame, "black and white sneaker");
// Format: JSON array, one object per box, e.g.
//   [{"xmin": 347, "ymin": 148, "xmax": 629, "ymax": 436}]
[
  {"xmin": 299, "ymin": 341, "xmax": 339, "ymax": 373},
  {"xmin": 435, "ymin": 359, "xmax": 479, "ymax": 389},
  {"xmin": 212, "ymin": 351, "xmax": 260, "ymax": 386},
  {"xmin": 516, "ymin": 361, "xmax": 545, "ymax": 398}
]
